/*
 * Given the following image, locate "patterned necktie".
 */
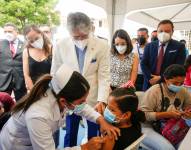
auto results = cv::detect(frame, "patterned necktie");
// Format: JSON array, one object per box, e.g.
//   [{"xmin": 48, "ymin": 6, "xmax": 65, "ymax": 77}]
[
  {"xmin": 10, "ymin": 41, "xmax": 15, "ymax": 57},
  {"xmin": 155, "ymin": 44, "xmax": 165, "ymax": 75}
]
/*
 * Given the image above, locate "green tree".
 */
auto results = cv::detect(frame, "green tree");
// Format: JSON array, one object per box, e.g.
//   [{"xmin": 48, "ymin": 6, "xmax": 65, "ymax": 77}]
[{"xmin": 0, "ymin": 0, "xmax": 60, "ymax": 31}]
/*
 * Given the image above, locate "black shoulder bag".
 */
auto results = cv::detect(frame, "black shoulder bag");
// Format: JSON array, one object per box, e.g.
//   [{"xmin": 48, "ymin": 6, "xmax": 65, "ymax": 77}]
[{"xmin": 151, "ymin": 83, "xmax": 165, "ymax": 133}]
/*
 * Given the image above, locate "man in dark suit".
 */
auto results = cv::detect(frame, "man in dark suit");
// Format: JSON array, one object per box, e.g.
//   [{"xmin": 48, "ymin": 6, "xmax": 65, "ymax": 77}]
[
  {"xmin": 0, "ymin": 23, "xmax": 26, "ymax": 101},
  {"xmin": 141, "ymin": 20, "xmax": 186, "ymax": 91}
]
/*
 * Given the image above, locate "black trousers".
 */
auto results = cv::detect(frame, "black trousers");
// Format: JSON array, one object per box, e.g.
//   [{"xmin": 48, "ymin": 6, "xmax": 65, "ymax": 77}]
[{"xmin": 135, "ymin": 74, "xmax": 144, "ymax": 91}]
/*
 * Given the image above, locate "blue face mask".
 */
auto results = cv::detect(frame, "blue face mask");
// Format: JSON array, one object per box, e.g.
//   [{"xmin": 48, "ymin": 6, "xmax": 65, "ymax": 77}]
[
  {"xmin": 183, "ymin": 118, "xmax": 191, "ymax": 127},
  {"xmin": 168, "ymin": 84, "xmax": 182, "ymax": 93},
  {"xmin": 103, "ymin": 107, "xmax": 118, "ymax": 124}
]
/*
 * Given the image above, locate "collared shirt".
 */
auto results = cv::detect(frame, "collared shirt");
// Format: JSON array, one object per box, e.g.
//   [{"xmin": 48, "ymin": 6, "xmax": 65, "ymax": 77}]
[
  {"xmin": 158, "ymin": 41, "xmax": 169, "ymax": 56},
  {"xmin": 133, "ymin": 44, "xmax": 144, "ymax": 74},
  {"xmin": 10, "ymin": 38, "xmax": 19, "ymax": 54},
  {"xmin": 75, "ymin": 46, "xmax": 87, "ymax": 73}
]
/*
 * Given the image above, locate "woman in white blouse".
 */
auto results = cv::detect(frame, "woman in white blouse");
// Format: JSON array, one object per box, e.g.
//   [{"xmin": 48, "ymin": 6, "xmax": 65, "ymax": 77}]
[
  {"xmin": 0, "ymin": 64, "xmax": 120, "ymax": 150},
  {"xmin": 110, "ymin": 29, "xmax": 139, "ymax": 90}
]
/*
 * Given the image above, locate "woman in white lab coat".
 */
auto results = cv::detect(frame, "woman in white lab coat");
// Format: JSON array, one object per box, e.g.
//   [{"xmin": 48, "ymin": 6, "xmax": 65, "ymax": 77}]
[{"xmin": 0, "ymin": 64, "xmax": 120, "ymax": 150}]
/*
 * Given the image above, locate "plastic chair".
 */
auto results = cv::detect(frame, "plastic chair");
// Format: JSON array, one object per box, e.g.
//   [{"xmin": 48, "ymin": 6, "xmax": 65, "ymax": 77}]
[{"xmin": 124, "ymin": 134, "xmax": 146, "ymax": 150}]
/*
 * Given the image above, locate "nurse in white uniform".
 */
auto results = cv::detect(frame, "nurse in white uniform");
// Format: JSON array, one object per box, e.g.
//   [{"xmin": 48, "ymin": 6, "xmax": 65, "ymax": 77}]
[{"xmin": 0, "ymin": 64, "xmax": 120, "ymax": 150}]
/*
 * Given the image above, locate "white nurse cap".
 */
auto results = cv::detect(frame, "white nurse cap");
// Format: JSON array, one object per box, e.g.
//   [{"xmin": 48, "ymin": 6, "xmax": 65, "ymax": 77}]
[{"xmin": 51, "ymin": 64, "xmax": 74, "ymax": 94}]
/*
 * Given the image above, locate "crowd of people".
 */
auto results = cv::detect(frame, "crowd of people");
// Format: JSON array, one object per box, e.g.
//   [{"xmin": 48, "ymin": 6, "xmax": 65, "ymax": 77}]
[{"xmin": 0, "ymin": 11, "xmax": 191, "ymax": 150}]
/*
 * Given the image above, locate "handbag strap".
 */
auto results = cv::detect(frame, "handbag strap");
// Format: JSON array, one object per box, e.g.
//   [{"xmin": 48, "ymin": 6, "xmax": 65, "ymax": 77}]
[{"xmin": 159, "ymin": 83, "xmax": 165, "ymax": 112}]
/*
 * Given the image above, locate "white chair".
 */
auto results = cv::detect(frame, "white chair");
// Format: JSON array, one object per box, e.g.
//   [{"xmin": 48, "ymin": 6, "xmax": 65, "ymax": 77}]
[{"xmin": 124, "ymin": 134, "xmax": 146, "ymax": 150}]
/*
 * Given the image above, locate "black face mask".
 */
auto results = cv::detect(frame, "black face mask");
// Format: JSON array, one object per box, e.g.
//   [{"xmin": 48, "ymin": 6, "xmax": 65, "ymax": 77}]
[
  {"xmin": 151, "ymin": 36, "xmax": 158, "ymax": 42},
  {"xmin": 137, "ymin": 36, "xmax": 146, "ymax": 46}
]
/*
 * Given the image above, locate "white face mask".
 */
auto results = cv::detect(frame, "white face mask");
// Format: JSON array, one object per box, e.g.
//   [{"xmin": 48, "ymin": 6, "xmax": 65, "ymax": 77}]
[
  {"xmin": 158, "ymin": 32, "xmax": 171, "ymax": 43},
  {"xmin": 115, "ymin": 45, "xmax": 127, "ymax": 54},
  {"xmin": 30, "ymin": 37, "xmax": 44, "ymax": 49},
  {"xmin": 5, "ymin": 33, "xmax": 15, "ymax": 42},
  {"xmin": 73, "ymin": 39, "xmax": 88, "ymax": 50}
]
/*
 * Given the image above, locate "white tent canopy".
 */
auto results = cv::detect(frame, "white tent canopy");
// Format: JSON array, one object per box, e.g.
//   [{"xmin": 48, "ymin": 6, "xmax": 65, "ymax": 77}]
[
  {"xmin": 86, "ymin": 0, "xmax": 191, "ymax": 33},
  {"xmin": 126, "ymin": 1, "xmax": 191, "ymax": 30}
]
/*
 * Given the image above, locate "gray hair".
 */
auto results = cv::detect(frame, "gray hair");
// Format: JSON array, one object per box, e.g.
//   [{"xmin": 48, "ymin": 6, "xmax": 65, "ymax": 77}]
[
  {"xmin": 4, "ymin": 23, "xmax": 18, "ymax": 32},
  {"xmin": 67, "ymin": 12, "xmax": 91, "ymax": 34}
]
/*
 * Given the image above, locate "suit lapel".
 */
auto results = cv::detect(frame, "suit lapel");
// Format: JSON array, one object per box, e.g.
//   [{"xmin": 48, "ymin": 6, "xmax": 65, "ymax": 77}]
[
  {"xmin": 82, "ymin": 38, "xmax": 94, "ymax": 75},
  {"xmin": 153, "ymin": 41, "xmax": 159, "ymax": 60},
  {"xmin": 5, "ymin": 40, "xmax": 12, "ymax": 57},
  {"xmin": 163, "ymin": 39, "xmax": 172, "ymax": 59}
]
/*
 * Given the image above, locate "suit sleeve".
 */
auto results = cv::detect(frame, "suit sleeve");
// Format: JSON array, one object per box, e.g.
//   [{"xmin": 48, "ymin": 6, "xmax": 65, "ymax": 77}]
[
  {"xmin": 97, "ymin": 42, "xmax": 110, "ymax": 104},
  {"xmin": 176, "ymin": 43, "xmax": 186, "ymax": 65},
  {"xmin": 141, "ymin": 43, "xmax": 152, "ymax": 81},
  {"xmin": 51, "ymin": 41, "xmax": 63, "ymax": 75}
]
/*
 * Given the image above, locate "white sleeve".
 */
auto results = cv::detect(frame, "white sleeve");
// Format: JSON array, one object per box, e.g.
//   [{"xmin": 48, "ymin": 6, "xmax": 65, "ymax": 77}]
[
  {"xmin": 26, "ymin": 117, "xmax": 82, "ymax": 150},
  {"xmin": 75, "ymin": 104, "xmax": 101, "ymax": 123},
  {"xmin": 26, "ymin": 117, "xmax": 55, "ymax": 150},
  {"xmin": 51, "ymin": 41, "xmax": 63, "ymax": 75},
  {"xmin": 97, "ymin": 43, "xmax": 110, "ymax": 104}
]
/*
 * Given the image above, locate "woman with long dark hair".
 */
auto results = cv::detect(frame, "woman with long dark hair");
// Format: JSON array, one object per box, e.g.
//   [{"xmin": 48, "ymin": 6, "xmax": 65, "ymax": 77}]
[{"xmin": 0, "ymin": 64, "xmax": 120, "ymax": 150}]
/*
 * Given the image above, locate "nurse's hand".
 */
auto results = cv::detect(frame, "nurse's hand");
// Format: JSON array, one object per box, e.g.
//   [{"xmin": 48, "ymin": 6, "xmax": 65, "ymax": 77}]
[
  {"xmin": 97, "ymin": 116, "xmax": 120, "ymax": 140},
  {"xmin": 81, "ymin": 137, "xmax": 105, "ymax": 150}
]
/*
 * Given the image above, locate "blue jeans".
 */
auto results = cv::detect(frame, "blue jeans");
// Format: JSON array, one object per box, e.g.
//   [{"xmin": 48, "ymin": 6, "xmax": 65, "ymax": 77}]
[
  {"xmin": 64, "ymin": 113, "xmax": 100, "ymax": 147},
  {"xmin": 142, "ymin": 125, "xmax": 175, "ymax": 150}
]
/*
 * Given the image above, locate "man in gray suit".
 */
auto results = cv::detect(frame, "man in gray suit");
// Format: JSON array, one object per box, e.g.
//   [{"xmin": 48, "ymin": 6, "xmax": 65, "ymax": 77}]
[{"xmin": 0, "ymin": 23, "xmax": 26, "ymax": 101}]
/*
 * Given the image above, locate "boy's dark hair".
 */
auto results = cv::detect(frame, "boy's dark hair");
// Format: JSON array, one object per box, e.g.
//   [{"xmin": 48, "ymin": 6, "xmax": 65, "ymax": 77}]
[
  {"xmin": 157, "ymin": 19, "xmax": 174, "ymax": 31},
  {"xmin": 163, "ymin": 64, "xmax": 186, "ymax": 79},
  {"xmin": 110, "ymin": 88, "xmax": 145, "ymax": 129}
]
